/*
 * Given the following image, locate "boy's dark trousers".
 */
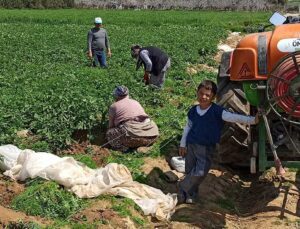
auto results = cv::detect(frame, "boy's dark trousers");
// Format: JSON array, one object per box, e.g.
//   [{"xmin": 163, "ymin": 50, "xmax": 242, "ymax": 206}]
[{"xmin": 179, "ymin": 144, "xmax": 215, "ymax": 199}]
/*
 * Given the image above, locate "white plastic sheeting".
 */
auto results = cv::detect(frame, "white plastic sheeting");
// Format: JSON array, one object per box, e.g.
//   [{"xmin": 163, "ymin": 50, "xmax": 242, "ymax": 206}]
[
  {"xmin": 0, "ymin": 145, "xmax": 21, "ymax": 171},
  {"xmin": 0, "ymin": 145, "xmax": 177, "ymax": 220},
  {"xmin": 170, "ymin": 156, "xmax": 185, "ymax": 173}
]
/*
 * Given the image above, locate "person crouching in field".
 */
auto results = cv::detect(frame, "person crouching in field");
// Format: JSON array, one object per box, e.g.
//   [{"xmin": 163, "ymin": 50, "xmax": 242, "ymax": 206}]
[
  {"xmin": 131, "ymin": 45, "xmax": 171, "ymax": 88},
  {"xmin": 87, "ymin": 17, "xmax": 111, "ymax": 68},
  {"xmin": 106, "ymin": 85, "xmax": 159, "ymax": 152},
  {"xmin": 178, "ymin": 80, "xmax": 259, "ymax": 204}
]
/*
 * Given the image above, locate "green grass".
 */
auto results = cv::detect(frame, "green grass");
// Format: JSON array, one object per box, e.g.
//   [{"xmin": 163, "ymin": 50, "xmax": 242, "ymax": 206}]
[
  {"xmin": 111, "ymin": 196, "xmax": 146, "ymax": 226},
  {"xmin": 71, "ymin": 154, "xmax": 97, "ymax": 169},
  {"xmin": 12, "ymin": 181, "xmax": 88, "ymax": 219}
]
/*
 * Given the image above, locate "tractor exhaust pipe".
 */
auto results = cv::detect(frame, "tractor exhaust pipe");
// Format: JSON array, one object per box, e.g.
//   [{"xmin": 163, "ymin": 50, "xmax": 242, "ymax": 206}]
[{"xmin": 262, "ymin": 113, "xmax": 286, "ymax": 176}]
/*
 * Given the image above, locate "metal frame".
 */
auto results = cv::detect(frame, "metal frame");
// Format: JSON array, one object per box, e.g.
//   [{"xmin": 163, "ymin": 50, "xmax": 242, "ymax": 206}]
[{"xmin": 258, "ymin": 119, "xmax": 300, "ymax": 171}]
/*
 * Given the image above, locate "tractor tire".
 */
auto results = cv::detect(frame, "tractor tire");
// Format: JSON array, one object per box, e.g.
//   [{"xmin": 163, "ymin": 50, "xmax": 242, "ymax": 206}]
[{"xmin": 216, "ymin": 74, "xmax": 251, "ymax": 166}]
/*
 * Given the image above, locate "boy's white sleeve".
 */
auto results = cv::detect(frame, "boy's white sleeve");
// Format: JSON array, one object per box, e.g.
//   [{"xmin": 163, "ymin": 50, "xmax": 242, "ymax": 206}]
[
  {"xmin": 180, "ymin": 119, "xmax": 192, "ymax": 148},
  {"xmin": 222, "ymin": 110, "xmax": 256, "ymax": 125}
]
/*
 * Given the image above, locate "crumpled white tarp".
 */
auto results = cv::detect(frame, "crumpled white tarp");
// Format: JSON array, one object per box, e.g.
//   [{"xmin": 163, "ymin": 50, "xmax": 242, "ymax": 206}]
[{"xmin": 0, "ymin": 145, "xmax": 177, "ymax": 220}]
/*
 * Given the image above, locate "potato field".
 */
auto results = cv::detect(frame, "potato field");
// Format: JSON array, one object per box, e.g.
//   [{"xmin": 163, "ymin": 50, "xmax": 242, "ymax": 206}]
[
  {"xmin": 2, "ymin": 9, "xmax": 290, "ymax": 229},
  {"xmin": 0, "ymin": 9, "xmax": 270, "ymax": 151}
]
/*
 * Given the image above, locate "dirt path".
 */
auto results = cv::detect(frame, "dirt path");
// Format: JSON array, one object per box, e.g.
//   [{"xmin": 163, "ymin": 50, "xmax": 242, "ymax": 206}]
[
  {"xmin": 141, "ymin": 156, "xmax": 300, "ymax": 228},
  {"xmin": 0, "ymin": 205, "xmax": 51, "ymax": 227}
]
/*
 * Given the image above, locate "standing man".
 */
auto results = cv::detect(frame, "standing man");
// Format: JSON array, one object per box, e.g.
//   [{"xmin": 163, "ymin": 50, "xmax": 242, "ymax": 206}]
[
  {"xmin": 131, "ymin": 45, "xmax": 171, "ymax": 88},
  {"xmin": 87, "ymin": 17, "xmax": 111, "ymax": 68}
]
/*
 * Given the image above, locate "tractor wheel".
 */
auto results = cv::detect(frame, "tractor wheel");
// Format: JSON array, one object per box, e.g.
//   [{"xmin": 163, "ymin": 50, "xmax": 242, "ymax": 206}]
[{"xmin": 216, "ymin": 75, "xmax": 251, "ymax": 166}]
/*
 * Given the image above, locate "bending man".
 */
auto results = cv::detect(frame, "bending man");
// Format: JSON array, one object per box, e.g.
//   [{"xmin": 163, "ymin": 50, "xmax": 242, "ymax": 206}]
[{"xmin": 131, "ymin": 45, "xmax": 170, "ymax": 88}]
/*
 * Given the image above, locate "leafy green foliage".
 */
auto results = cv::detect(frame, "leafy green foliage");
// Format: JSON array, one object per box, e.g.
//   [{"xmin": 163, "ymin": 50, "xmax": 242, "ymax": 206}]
[
  {"xmin": 0, "ymin": 9, "xmax": 269, "ymax": 154},
  {"xmin": 13, "ymin": 136, "xmax": 50, "ymax": 152},
  {"xmin": 71, "ymin": 154, "xmax": 97, "ymax": 169},
  {"xmin": 11, "ymin": 181, "xmax": 87, "ymax": 219}
]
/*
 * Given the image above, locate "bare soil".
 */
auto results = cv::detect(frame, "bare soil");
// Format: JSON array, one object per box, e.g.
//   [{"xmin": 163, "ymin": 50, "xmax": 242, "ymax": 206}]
[
  {"xmin": 1, "ymin": 149, "xmax": 300, "ymax": 228},
  {"xmin": 141, "ymin": 156, "xmax": 300, "ymax": 229},
  {"xmin": 59, "ymin": 143, "xmax": 111, "ymax": 167}
]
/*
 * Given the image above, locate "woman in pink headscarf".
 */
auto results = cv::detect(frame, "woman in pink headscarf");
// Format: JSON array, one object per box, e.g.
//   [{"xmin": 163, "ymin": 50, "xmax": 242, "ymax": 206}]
[{"xmin": 106, "ymin": 85, "xmax": 159, "ymax": 152}]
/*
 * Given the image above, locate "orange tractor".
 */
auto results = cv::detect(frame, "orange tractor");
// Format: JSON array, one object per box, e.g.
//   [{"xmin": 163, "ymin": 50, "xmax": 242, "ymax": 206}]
[{"xmin": 217, "ymin": 12, "xmax": 300, "ymax": 174}]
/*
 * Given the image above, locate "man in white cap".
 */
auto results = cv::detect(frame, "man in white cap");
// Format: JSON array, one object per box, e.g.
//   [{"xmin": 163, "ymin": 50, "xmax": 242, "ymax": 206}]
[
  {"xmin": 87, "ymin": 17, "xmax": 112, "ymax": 68},
  {"xmin": 106, "ymin": 85, "xmax": 159, "ymax": 152}
]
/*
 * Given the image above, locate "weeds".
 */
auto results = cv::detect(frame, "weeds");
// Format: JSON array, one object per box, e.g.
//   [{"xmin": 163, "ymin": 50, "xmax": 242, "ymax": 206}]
[
  {"xmin": 111, "ymin": 196, "xmax": 146, "ymax": 226},
  {"xmin": 12, "ymin": 181, "xmax": 87, "ymax": 219},
  {"xmin": 71, "ymin": 154, "xmax": 97, "ymax": 169},
  {"xmin": 0, "ymin": 9, "xmax": 269, "ymax": 151}
]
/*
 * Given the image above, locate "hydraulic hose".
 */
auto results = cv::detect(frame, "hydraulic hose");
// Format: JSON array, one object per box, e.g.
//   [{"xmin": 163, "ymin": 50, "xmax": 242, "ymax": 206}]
[{"xmin": 271, "ymin": 57, "xmax": 300, "ymax": 118}]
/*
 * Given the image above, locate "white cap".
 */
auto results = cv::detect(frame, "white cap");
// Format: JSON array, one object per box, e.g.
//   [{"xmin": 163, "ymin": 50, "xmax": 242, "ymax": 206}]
[{"xmin": 94, "ymin": 17, "xmax": 102, "ymax": 24}]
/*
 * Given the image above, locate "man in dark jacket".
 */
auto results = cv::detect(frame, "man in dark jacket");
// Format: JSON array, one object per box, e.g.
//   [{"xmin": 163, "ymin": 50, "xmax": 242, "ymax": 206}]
[{"xmin": 131, "ymin": 45, "xmax": 171, "ymax": 88}]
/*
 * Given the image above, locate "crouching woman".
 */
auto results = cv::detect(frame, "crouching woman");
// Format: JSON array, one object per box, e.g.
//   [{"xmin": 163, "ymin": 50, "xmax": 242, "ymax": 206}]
[{"xmin": 106, "ymin": 85, "xmax": 159, "ymax": 152}]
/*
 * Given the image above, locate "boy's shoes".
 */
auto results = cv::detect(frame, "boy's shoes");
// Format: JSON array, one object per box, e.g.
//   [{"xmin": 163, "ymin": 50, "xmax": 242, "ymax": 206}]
[
  {"xmin": 185, "ymin": 198, "xmax": 195, "ymax": 204},
  {"xmin": 177, "ymin": 195, "xmax": 196, "ymax": 205},
  {"xmin": 185, "ymin": 193, "xmax": 197, "ymax": 204}
]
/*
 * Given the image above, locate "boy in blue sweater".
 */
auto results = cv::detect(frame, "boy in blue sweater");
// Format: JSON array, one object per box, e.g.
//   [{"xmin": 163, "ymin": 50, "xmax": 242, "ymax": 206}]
[{"xmin": 178, "ymin": 80, "xmax": 259, "ymax": 204}]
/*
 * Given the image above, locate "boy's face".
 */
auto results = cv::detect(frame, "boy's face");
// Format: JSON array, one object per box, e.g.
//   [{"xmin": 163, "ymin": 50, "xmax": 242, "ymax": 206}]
[{"xmin": 197, "ymin": 86, "xmax": 215, "ymax": 109}]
